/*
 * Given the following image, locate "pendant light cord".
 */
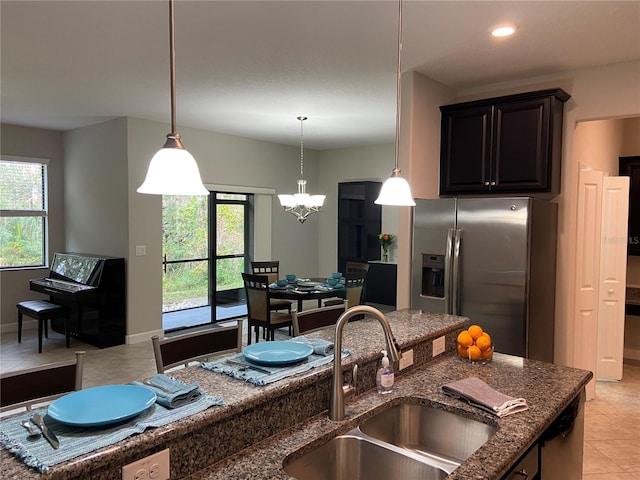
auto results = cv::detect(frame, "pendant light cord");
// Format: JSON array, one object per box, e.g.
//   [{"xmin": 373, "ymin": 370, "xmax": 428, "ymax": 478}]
[
  {"xmin": 297, "ymin": 116, "xmax": 307, "ymax": 178},
  {"xmin": 169, "ymin": 0, "xmax": 177, "ymax": 135},
  {"xmin": 394, "ymin": 0, "xmax": 402, "ymax": 173}
]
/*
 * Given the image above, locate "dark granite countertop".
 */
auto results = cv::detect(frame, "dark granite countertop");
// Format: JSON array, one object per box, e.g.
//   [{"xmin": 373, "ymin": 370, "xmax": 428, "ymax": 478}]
[
  {"xmin": 1, "ymin": 309, "xmax": 592, "ymax": 480},
  {"xmin": 185, "ymin": 352, "xmax": 592, "ymax": 480}
]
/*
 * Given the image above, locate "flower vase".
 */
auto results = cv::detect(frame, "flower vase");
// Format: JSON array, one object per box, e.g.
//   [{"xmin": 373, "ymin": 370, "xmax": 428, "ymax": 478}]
[{"xmin": 382, "ymin": 247, "xmax": 389, "ymax": 262}]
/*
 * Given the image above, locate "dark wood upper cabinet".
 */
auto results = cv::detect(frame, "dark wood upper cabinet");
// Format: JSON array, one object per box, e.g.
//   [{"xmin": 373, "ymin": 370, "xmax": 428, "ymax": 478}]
[
  {"xmin": 620, "ymin": 156, "xmax": 640, "ymax": 256},
  {"xmin": 439, "ymin": 88, "xmax": 571, "ymax": 196}
]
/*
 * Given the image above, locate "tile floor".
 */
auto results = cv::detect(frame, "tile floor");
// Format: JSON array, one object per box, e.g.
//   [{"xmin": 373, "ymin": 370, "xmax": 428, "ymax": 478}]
[{"xmin": 1, "ymin": 325, "xmax": 639, "ymax": 478}]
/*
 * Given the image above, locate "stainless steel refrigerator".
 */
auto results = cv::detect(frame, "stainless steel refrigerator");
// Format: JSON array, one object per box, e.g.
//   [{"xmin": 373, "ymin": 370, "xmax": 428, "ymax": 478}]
[{"xmin": 411, "ymin": 197, "xmax": 557, "ymax": 362}]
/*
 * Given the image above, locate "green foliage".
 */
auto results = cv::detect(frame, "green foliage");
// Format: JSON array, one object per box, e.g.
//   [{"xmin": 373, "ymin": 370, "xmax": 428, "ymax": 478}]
[
  {"xmin": 0, "ymin": 217, "xmax": 44, "ymax": 267},
  {"xmin": 162, "ymin": 196, "xmax": 246, "ymax": 311}
]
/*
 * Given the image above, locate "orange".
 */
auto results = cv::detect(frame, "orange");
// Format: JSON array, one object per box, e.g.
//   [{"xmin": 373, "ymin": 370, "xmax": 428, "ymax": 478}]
[
  {"xmin": 481, "ymin": 347, "xmax": 493, "ymax": 361},
  {"xmin": 468, "ymin": 325, "xmax": 484, "ymax": 340},
  {"xmin": 457, "ymin": 330, "xmax": 473, "ymax": 347},
  {"xmin": 476, "ymin": 333, "xmax": 492, "ymax": 351},
  {"xmin": 457, "ymin": 344, "xmax": 469, "ymax": 358},
  {"xmin": 468, "ymin": 345, "xmax": 482, "ymax": 362}
]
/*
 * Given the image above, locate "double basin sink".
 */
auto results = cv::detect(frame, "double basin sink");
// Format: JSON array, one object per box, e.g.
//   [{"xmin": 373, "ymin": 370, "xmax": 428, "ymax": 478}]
[{"xmin": 284, "ymin": 401, "xmax": 497, "ymax": 479}]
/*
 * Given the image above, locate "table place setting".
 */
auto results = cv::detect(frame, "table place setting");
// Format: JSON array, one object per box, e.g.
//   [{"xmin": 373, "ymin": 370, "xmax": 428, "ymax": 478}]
[
  {"xmin": 201, "ymin": 337, "xmax": 351, "ymax": 386},
  {"xmin": 0, "ymin": 374, "xmax": 223, "ymax": 473}
]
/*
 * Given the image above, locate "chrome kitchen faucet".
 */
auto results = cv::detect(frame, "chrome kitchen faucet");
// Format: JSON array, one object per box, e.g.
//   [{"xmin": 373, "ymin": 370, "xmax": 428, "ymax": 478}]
[{"xmin": 329, "ymin": 305, "xmax": 400, "ymax": 421}]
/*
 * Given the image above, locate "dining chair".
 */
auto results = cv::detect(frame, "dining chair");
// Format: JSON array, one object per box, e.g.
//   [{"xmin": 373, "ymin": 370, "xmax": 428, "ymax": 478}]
[
  {"xmin": 324, "ymin": 271, "xmax": 368, "ymax": 311},
  {"xmin": 242, "ymin": 272, "xmax": 293, "ymax": 344},
  {"xmin": 292, "ymin": 303, "xmax": 348, "ymax": 336},
  {"xmin": 250, "ymin": 260, "xmax": 293, "ymax": 315},
  {"xmin": 152, "ymin": 321, "xmax": 242, "ymax": 373},
  {"xmin": 345, "ymin": 261, "xmax": 370, "ymax": 273},
  {"xmin": 0, "ymin": 351, "xmax": 85, "ymax": 414}
]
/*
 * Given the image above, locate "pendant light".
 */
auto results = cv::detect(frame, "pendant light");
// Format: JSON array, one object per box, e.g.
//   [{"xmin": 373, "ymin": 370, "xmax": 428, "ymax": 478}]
[
  {"xmin": 137, "ymin": 0, "xmax": 208, "ymax": 196},
  {"xmin": 375, "ymin": 0, "xmax": 415, "ymax": 206},
  {"xmin": 278, "ymin": 116, "xmax": 326, "ymax": 223}
]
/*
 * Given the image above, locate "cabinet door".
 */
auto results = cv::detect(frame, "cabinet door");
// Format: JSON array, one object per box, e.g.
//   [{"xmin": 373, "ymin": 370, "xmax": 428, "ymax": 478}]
[
  {"xmin": 337, "ymin": 182, "xmax": 382, "ymax": 273},
  {"xmin": 439, "ymin": 105, "xmax": 493, "ymax": 194},
  {"xmin": 492, "ymin": 97, "xmax": 551, "ymax": 192}
]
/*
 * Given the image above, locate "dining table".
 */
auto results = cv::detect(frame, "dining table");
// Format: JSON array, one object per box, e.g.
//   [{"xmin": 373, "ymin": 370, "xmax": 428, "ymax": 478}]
[{"xmin": 268, "ymin": 278, "xmax": 344, "ymax": 312}]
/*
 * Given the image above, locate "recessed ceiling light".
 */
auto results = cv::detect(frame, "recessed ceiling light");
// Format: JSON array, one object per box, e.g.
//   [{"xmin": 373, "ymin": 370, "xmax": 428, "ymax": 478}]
[{"xmin": 491, "ymin": 24, "xmax": 518, "ymax": 38}]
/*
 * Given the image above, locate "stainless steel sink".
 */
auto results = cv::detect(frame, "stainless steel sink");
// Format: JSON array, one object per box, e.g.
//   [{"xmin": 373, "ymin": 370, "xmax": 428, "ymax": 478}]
[
  {"xmin": 358, "ymin": 403, "xmax": 497, "ymax": 471},
  {"xmin": 283, "ymin": 434, "xmax": 447, "ymax": 480},
  {"xmin": 283, "ymin": 402, "xmax": 497, "ymax": 479}
]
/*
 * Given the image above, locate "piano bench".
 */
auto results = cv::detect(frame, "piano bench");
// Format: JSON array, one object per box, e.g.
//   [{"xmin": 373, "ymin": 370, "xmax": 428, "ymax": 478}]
[{"xmin": 17, "ymin": 300, "xmax": 70, "ymax": 354}]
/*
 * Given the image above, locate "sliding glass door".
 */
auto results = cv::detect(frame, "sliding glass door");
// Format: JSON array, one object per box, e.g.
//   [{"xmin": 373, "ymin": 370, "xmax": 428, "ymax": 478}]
[
  {"xmin": 162, "ymin": 191, "xmax": 252, "ymax": 331},
  {"xmin": 212, "ymin": 193, "xmax": 251, "ymax": 318}
]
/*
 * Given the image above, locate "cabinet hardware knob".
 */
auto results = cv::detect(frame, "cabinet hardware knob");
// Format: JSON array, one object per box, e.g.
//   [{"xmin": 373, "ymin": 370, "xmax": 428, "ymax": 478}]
[
  {"xmin": 490, "ymin": 181, "xmax": 496, "ymax": 186},
  {"xmin": 484, "ymin": 182, "xmax": 490, "ymax": 186}
]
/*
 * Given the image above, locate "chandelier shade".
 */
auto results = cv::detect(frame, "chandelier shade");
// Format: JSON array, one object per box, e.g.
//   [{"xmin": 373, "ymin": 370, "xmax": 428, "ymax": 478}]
[
  {"xmin": 375, "ymin": 0, "xmax": 415, "ymax": 207},
  {"xmin": 279, "ymin": 117, "xmax": 325, "ymax": 223},
  {"xmin": 137, "ymin": 0, "xmax": 208, "ymax": 196}
]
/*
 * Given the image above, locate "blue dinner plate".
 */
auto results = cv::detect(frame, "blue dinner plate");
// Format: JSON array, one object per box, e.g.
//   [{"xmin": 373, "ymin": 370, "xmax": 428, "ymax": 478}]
[
  {"xmin": 243, "ymin": 341, "xmax": 314, "ymax": 366},
  {"xmin": 48, "ymin": 385, "xmax": 157, "ymax": 426}
]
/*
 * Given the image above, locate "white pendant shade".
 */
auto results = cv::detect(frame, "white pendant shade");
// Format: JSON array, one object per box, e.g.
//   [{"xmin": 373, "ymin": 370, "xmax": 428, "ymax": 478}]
[
  {"xmin": 137, "ymin": 147, "xmax": 208, "ymax": 195},
  {"xmin": 375, "ymin": 169, "xmax": 416, "ymax": 206}
]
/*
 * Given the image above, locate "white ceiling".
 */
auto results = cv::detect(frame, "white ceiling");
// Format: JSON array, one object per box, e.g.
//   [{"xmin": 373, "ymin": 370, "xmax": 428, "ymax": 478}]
[{"xmin": 1, "ymin": 0, "xmax": 639, "ymax": 150}]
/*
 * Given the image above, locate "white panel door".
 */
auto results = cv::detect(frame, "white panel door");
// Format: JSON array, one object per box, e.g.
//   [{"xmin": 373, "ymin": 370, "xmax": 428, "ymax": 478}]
[
  {"xmin": 596, "ymin": 176, "xmax": 630, "ymax": 380},
  {"xmin": 573, "ymin": 168, "xmax": 603, "ymax": 400}
]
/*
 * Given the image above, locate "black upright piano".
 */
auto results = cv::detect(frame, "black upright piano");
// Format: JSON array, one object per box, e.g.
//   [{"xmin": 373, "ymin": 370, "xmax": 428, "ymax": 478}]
[{"xmin": 30, "ymin": 252, "xmax": 126, "ymax": 348}]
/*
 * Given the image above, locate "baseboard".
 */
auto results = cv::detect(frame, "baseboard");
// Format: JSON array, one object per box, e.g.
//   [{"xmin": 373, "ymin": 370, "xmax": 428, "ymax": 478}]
[
  {"xmin": 126, "ymin": 329, "xmax": 164, "ymax": 345},
  {"xmin": 623, "ymin": 347, "xmax": 640, "ymax": 362},
  {"xmin": 0, "ymin": 319, "xmax": 37, "ymax": 334}
]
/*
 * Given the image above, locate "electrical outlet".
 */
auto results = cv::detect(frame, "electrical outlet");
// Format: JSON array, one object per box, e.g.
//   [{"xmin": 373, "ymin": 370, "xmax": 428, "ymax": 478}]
[
  {"xmin": 122, "ymin": 449, "xmax": 170, "ymax": 480},
  {"xmin": 135, "ymin": 245, "xmax": 146, "ymax": 256},
  {"xmin": 432, "ymin": 335, "xmax": 446, "ymax": 357},
  {"xmin": 399, "ymin": 349, "xmax": 414, "ymax": 370}
]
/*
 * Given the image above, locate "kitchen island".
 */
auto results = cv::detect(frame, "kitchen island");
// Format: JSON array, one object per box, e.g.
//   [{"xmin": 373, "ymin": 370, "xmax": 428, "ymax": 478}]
[{"xmin": 1, "ymin": 309, "xmax": 591, "ymax": 479}]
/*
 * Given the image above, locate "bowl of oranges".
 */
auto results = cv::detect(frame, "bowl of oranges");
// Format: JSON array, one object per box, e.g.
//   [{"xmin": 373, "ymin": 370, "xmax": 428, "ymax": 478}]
[{"xmin": 457, "ymin": 324, "xmax": 493, "ymax": 364}]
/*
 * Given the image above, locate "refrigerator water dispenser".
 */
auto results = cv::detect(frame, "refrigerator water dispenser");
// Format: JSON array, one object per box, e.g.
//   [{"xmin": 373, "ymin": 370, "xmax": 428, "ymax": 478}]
[{"xmin": 422, "ymin": 254, "xmax": 445, "ymax": 298}]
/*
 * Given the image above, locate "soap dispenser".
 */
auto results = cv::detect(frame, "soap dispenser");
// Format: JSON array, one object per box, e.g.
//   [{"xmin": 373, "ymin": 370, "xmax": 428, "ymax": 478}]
[{"xmin": 376, "ymin": 350, "xmax": 394, "ymax": 394}]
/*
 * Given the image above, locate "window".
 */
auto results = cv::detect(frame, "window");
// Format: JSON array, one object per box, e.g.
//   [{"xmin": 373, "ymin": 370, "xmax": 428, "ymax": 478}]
[{"xmin": 0, "ymin": 156, "xmax": 48, "ymax": 269}]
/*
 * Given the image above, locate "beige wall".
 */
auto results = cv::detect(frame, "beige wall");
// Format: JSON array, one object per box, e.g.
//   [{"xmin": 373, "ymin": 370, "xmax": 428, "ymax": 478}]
[
  {"xmin": 0, "ymin": 125, "xmax": 65, "ymax": 330},
  {"xmin": 574, "ymin": 118, "xmax": 626, "ymax": 174},
  {"xmin": 64, "ymin": 118, "xmax": 129, "ymax": 257}
]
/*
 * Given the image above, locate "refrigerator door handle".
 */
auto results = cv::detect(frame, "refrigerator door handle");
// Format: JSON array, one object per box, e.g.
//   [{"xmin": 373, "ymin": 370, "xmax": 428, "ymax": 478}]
[
  {"xmin": 444, "ymin": 228, "xmax": 454, "ymax": 314},
  {"xmin": 451, "ymin": 229, "xmax": 462, "ymax": 316}
]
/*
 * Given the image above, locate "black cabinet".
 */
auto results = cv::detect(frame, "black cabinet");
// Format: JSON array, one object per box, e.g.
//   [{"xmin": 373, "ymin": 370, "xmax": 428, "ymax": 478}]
[
  {"xmin": 338, "ymin": 181, "xmax": 381, "ymax": 274},
  {"xmin": 365, "ymin": 261, "xmax": 397, "ymax": 307},
  {"xmin": 440, "ymin": 88, "xmax": 570, "ymax": 195},
  {"xmin": 620, "ymin": 156, "xmax": 640, "ymax": 255}
]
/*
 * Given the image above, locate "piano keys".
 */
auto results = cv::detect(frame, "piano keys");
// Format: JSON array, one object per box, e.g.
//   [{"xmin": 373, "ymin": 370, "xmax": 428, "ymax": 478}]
[{"xmin": 30, "ymin": 252, "xmax": 126, "ymax": 348}]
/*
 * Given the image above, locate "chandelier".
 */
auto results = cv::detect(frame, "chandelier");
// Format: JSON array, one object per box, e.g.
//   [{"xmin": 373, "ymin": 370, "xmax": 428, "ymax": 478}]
[
  {"xmin": 278, "ymin": 116, "xmax": 326, "ymax": 223},
  {"xmin": 375, "ymin": 0, "xmax": 415, "ymax": 206},
  {"xmin": 137, "ymin": 0, "xmax": 208, "ymax": 196}
]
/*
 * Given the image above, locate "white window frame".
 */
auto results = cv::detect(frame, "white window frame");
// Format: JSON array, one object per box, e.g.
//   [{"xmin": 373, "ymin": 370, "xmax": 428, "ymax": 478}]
[{"xmin": 0, "ymin": 155, "xmax": 49, "ymax": 269}]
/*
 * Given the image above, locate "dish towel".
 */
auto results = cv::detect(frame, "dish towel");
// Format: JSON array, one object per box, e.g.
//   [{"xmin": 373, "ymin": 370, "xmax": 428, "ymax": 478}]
[
  {"xmin": 0, "ymin": 393, "xmax": 222, "ymax": 473},
  {"xmin": 442, "ymin": 377, "xmax": 528, "ymax": 417},
  {"xmin": 290, "ymin": 336, "xmax": 334, "ymax": 356},
  {"xmin": 132, "ymin": 374, "xmax": 201, "ymax": 408}
]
